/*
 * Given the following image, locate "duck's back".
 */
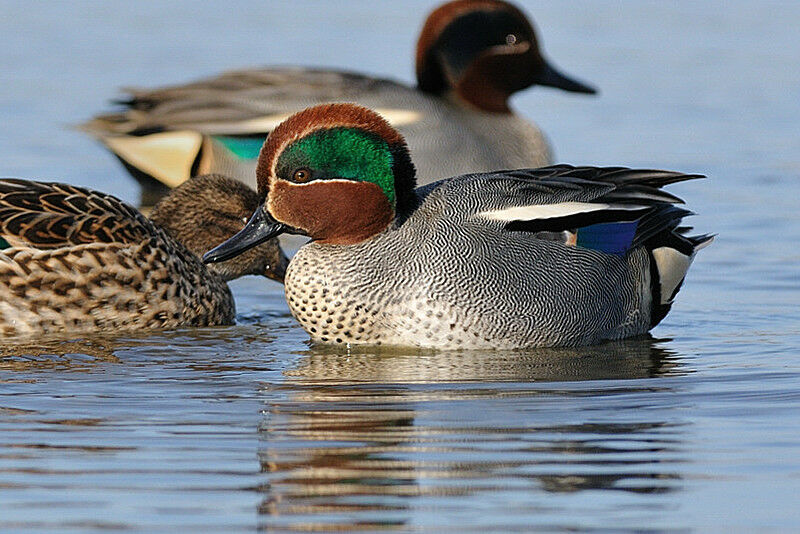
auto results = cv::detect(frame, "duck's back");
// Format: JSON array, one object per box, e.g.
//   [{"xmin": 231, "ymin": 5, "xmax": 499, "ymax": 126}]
[
  {"xmin": 84, "ymin": 67, "xmax": 551, "ymax": 189},
  {"xmin": 0, "ymin": 180, "xmax": 234, "ymax": 337}
]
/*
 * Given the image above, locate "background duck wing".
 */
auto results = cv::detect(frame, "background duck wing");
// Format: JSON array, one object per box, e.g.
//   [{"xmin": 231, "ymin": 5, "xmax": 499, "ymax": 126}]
[
  {"xmin": 80, "ymin": 68, "xmax": 423, "ymax": 191},
  {"xmin": 82, "ymin": 67, "xmax": 403, "ymax": 136},
  {"xmin": 0, "ymin": 179, "xmax": 158, "ymax": 249}
]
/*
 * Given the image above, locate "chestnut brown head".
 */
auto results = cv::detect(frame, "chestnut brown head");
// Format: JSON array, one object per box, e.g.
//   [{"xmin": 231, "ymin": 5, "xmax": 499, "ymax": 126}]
[{"xmin": 204, "ymin": 104, "xmax": 417, "ymax": 264}]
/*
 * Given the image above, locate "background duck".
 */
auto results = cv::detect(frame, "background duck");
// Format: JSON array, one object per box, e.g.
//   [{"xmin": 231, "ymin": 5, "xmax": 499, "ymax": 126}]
[
  {"xmin": 205, "ymin": 104, "xmax": 711, "ymax": 349},
  {"xmin": 81, "ymin": 0, "xmax": 595, "ymax": 203},
  {"xmin": 0, "ymin": 174, "xmax": 287, "ymax": 337}
]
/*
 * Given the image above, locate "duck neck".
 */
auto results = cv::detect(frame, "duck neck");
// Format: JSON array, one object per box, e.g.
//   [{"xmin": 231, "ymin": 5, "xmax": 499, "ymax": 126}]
[
  {"xmin": 388, "ymin": 143, "xmax": 419, "ymax": 216},
  {"xmin": 450, "ymin": 86, "xmax": 510, "ymax": 114}
]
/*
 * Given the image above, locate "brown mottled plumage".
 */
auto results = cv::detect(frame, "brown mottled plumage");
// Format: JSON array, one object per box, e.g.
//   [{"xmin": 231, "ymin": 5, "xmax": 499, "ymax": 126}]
[
  {"xmin": 0, "ymin": 175, "xmax": 287, "ymax": 338},
  {"xmin": 150, "ymin": 174, "xmax": 288, "ymax": 282}
]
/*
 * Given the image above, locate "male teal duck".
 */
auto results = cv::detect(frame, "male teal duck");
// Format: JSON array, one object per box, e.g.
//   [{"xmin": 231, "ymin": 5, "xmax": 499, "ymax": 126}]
[
  {"xmin": 81, "ymin": 0, "xmax": 595, "ymax": 198},
  {"xmin": 0, "ymin": 174, "xmax": 288, "ymax": 337},
  {"xmin": 204, "ymin": 104, "xmax": 712, "ymax": 349}
]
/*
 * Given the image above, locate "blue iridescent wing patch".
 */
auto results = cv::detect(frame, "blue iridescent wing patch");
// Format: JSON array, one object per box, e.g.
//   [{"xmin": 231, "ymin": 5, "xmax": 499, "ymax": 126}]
[{"xmin": 576, "ymin": 221, "xmax": 639, "ymax": 256}]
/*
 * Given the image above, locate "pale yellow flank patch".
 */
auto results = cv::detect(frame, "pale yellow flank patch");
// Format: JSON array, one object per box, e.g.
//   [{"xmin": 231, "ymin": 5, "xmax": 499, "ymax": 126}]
[
  {"xmin": 652, "ymin": 247, "xmax": 691, "ymax": 304},
  {"xmin": 105, "ymin": 131, "xmax": 203, "ymax": 188}
]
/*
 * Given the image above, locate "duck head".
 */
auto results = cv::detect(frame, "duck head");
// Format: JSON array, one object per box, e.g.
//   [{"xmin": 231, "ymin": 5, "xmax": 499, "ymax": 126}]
[
  {"xmin": 203, "ymin": 104, "xmax": 416, "ymax": 264},
  {"xmin": 416, "ymin": 0, "xmax": 596, "ymax": 112},
  {"xmin": 150, "ymin": 174, "xmax": 289, "ymax": 282}
]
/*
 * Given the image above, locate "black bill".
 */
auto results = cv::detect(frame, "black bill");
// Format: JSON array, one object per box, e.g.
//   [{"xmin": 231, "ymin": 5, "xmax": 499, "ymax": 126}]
[
  {"xmin": 203, "ymin": 207, "xmax": 289, "ymax": 264},
  {"xmin": 536, "ymin": 61, "xmax": 597, "ymax": 94}
]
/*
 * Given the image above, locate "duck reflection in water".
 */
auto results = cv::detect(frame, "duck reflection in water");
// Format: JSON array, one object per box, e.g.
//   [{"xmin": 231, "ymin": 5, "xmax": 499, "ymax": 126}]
[{"xmin": 256, "ymin": 336, "xmax": 688, "ymax": 529}]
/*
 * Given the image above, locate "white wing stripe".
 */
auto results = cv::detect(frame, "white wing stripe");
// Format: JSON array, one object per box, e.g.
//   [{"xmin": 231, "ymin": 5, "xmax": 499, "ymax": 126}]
[
  {"xmin": 198, "ymin": 108, "xmax": 422, "ymax": 135},
  {"xmin": 478, "ymin": 202, "xmax": 646, "ymax": 222}
]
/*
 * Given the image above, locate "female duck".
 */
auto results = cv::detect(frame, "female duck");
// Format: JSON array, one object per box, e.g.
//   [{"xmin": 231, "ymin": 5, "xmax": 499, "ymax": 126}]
[
  {"xmin": 205, "ymin": 104, "xmax": 712, "ymax": 349},
  {"xmin": 0, "ymin": 174, "xmax": 287, "ymax": 337},
  {"xmin": 82, "ymin": 0, "xmax": 595, "ymax": 196}
]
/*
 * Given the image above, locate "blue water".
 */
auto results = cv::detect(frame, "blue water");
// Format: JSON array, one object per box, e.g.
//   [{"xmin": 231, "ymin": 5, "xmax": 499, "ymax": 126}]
[{"xmin": 1, "ymin": 1, "xmax": 799, "ymax": 532}]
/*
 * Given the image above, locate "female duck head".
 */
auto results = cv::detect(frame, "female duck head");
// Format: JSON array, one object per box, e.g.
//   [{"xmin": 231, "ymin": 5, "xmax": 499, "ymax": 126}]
[
  {"xmin": 204, "ymin": 104, "xmax": 416, "ymax": 264},
  {"xmin": 416, "ymin": 0, "xmax": 596, "ymax": 112},
  {"xmin": 150, "ymin": 174, "xmax": 289, "ymax": 282}
]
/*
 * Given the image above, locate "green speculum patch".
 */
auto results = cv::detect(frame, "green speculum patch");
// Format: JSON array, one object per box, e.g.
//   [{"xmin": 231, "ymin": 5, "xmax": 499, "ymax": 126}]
[
  {"xmin": 213, "ymin": 135, "xmax": 266, "ymax": 160},
  {"xmin": 0, "ymin": 237, "xmax": 10, "ymax": 249},
  {"xmin": 279, "ymin": 128, "xmax": 396, "ymax": 206}
]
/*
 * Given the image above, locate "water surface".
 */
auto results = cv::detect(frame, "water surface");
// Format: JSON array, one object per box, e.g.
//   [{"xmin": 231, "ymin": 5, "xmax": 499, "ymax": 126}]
[{"xmin": 1, "ymin": 1, "xmax": 799, "ymax": 531}]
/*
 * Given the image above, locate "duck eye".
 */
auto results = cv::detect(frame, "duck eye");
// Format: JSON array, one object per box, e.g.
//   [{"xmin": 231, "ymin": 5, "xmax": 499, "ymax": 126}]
[
  {"xmin": 292, "ymin": 168, "xmax": 312, "ymax": 183},
  {"xmin": 505, "ymin": 33, "xmax": 517, "ymax": 45}
]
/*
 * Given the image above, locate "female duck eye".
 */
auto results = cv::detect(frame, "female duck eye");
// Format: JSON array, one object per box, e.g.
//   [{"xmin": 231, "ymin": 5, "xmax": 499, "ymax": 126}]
[
  {"xmin": 505, "ymin": 34, "xmax": 517, "ymax": 46},
  {"xmin": 292, "ymin": 168, "xmax": 312, "ymax": 182}
]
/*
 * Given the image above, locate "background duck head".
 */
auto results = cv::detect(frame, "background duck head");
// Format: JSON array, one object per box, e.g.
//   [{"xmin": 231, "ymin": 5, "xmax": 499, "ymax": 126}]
[{"xmin": 416, "ymin": 0, "xmax": 597, "ymax": 112}]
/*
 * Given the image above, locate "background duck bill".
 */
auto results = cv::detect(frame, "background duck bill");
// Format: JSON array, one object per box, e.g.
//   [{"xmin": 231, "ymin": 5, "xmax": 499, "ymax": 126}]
[
  {"xmin": 203, "ymin": 208, "xmax": 287, "ymax": 264},
  {"xmin": 535, "ymin": 62, "xmax": 597, "ymax": 94}
]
